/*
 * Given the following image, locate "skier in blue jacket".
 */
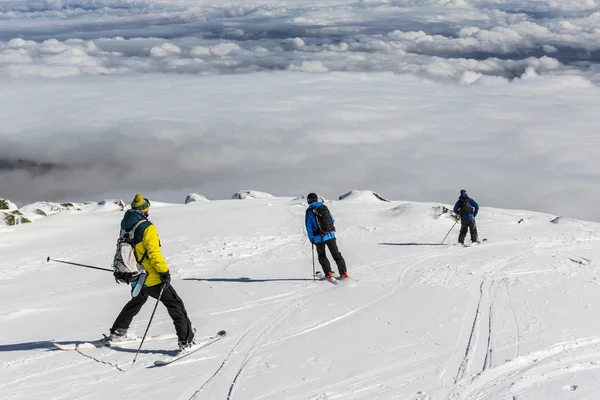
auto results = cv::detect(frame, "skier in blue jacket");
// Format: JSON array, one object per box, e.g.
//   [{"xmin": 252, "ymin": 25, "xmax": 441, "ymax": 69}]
[
  {"xmin": 453, "ymin": 189, "xmax": 479, "ymax": 244},
  {"xmin": 305, "ymin": 193, "xmax": 349, "ymax": 280}
]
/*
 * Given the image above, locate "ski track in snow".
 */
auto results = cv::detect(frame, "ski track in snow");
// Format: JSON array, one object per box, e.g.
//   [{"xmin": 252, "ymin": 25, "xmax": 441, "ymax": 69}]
[
  {"xmin": 454, "ymin": 280, "xmax": 486, "ymax": 384},
  {"xmin": 75, "ymin": 348, "xmax": 126, "ymax": 373},
  {"xmin": 264, "ymin": 247, "xmax": 456, "ymax": 346},
  {"xmin": 447, "ymin": 336, "xmax": 600, "ymax": 399},
  {"xmin": 208, "ymin": 237, "xmax": 463, "ymax": 398},
  {"xmin": 225, "ymin": 291, "xmax": 312, "ymax": 399},
  {"xmin": 451, "ymin": 245, "xmax": 549, "ymax": 388},
  {"xmin": 191, "ymin": 289, "xmax": 313, "ymax": 399},
  {"xmin": 503, "ymin": 278, "xmax": 521, "ymax": 360}
]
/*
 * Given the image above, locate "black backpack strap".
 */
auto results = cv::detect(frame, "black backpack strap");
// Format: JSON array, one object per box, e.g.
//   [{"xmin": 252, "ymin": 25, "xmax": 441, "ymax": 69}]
[
  {"xmin": 307, "ymin": 208, "xmax": 323, "ymax": 237},
  {"xmin": 138, "ymin": 251, "xmax": 148, "ymax": 264}
]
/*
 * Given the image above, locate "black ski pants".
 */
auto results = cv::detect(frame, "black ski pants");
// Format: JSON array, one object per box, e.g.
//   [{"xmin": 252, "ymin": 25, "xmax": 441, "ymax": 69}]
[
  {"xmin": 315, "ymin": 238, "xmax": 347, "ymax": 275},
  {"xmin": 111, "ymin": 284, "xmax": 194, "ymax": 343},
  {"xmin": 458, "ymin": 217, "xmax": 478, "ymax": 244}
]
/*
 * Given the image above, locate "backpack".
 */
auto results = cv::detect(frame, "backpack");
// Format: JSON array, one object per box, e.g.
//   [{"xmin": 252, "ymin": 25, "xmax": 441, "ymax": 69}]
[
  {"xmin": 459, "ymin": 198, "xmax": 474, "ymax": 216},
  {"xmin": 311, "ymin": 204, "xmax": 336, "ymax": 235},
  {"xmin": 112, "ymin": 220, "xmax": 147, "ymax": 284}
]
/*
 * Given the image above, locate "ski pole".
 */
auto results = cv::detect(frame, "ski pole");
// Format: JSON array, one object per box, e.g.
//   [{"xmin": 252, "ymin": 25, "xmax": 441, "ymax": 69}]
[
  {"xmin": 441, "ymin": 219, "xmax": 459, "ymax": 245},
  {"xmin": 311, "ymin": 243, "xmax": 316, "ymax": 282},
  {"xmin": 132, "ymin": 283, "xmax": 165, "ymax": 365},
  {"xmin": 47, "ymin": 257, "xmax": 112, "ymax": 272}
]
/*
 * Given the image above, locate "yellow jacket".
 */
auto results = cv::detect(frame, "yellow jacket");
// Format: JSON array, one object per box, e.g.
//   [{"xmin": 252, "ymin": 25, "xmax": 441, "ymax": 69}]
[
  {"xmin": 136, "ymin": 224, "xmax": 169, "ymax": 287},
  {"xmin": 121, "ymin": 210, "xmax": 168, "ymax": 287}
]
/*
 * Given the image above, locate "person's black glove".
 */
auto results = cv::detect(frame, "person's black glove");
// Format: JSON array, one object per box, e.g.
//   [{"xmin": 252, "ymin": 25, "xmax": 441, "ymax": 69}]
[{"xmin": 159, "ymin": 271, "xmax": 171, "ymax": 285}]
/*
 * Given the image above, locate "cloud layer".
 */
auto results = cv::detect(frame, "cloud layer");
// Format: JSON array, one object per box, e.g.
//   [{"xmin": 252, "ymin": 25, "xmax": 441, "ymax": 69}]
[
  {"xmin": 2, "ymin": 72, "xmax": 600, "ymax": 220},
  {"xmin": 2, "ymin": 0, "xmax": 600, "ymax": 220}
]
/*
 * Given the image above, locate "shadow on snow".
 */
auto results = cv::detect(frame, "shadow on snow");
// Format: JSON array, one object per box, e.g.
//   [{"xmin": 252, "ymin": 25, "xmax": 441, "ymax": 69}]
[
  {"xmin": 184, "ymin": 277, "xmax": 314, "ymax": 283},
  {"xmin": 0, "ymin": 341, "xmax": 174, "ymax": 355},
  {"xmin": 378, "ymin": 242, "xmax": 446, "ymax": 246}
]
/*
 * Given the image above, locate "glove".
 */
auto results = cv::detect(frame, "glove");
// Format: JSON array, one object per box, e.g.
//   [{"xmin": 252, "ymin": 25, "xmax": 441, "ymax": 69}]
[{"xmin": 159, "ymin": 271, "xmax": 171, "ymax": 285}]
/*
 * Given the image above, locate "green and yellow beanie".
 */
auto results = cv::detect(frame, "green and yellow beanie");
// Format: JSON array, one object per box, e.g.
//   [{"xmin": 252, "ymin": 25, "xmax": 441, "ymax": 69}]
[{"xmin": 131, "ymin": 193, "xmax": 150, "ymax": 212}]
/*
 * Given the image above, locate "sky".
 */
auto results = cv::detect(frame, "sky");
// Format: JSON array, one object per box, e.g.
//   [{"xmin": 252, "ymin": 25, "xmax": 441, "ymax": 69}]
[{"xmin": 1, "ymin": 0, "xmax": 600, "ymax": 220}]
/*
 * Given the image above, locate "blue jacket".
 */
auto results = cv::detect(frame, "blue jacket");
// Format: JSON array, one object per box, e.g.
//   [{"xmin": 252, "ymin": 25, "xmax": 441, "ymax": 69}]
[
  {"xmin": 305, "ymin": 202, "xmax": 336, "ymax": 243},
  {"xmin": 453, "ymin": 195, "xmax": 479, "ymax": 219}
]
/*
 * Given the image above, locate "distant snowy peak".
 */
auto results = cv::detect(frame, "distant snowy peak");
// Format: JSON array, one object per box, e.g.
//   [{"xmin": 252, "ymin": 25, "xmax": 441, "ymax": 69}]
[
  {"xmin": 232, "ymin": 190, "xmax": 274, "ymax": 200},
  {"xmin": 185, "ymin": 193, "xmax": 210, "ymax": 204},
  {"xmin": 338, "ymin": 190, "xmax": 390, "ymax": 203}
]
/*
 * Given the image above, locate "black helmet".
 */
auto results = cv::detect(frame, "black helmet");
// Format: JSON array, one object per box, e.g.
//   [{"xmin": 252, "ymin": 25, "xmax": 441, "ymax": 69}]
[{"xmin": 307, "ymin": 193, "xmax": 318, "ymax": 204}]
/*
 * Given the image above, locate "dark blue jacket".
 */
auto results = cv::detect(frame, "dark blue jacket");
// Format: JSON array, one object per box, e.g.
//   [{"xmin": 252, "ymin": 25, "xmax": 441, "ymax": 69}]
[
  {"xmin": 121, "ymin": 210, "xmax": 152, "ymax": 243},
  {"xmin": 305, "ymin": 202, "xmax": 336, "ymax": 243},
  {"xmin": 453, "ymin": 195, "xmax": 479, "ymax": 219}
]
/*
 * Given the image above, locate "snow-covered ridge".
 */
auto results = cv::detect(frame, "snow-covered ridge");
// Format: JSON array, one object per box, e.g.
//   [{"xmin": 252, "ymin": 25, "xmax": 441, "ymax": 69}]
[
  {"xmin": 231, "ymin": 190, "xmax": 274, "ymax": 200},
  {"xmin": 3, "ymin": 195, "xmax": 600, "ymax": 398},
  {"xmin": 2, "ymin": 196, "xmax": 599, "ymax": 398},
  {"xmin": 0, "ymin": 199, "xmax": 126, "ymax": 226}
]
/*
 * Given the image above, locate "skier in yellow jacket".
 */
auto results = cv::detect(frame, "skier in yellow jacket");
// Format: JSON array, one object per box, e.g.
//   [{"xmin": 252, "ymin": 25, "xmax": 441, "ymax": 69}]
[{"xmin": 109, "ymin": 194, "xmax": 195, "ymax": 351}]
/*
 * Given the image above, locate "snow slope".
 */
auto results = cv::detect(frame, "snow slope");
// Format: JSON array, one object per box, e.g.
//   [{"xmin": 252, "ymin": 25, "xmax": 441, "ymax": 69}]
[{"xmin": 2, "ymin": 197, "xmax": 600, "ymax": 399}]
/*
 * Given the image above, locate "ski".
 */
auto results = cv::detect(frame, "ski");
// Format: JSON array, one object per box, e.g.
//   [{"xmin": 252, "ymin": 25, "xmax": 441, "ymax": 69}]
[
  {"xmin": 53, "ymin": 333, "xmax": 177, "ymax": 351},
  {"xmin": 151, "ymin": 330, "xmax": 227, "ymax": 367}
]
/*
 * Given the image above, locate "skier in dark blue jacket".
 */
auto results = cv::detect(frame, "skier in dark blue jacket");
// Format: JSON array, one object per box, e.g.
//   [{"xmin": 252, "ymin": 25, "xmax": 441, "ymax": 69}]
[
  {"xmin": 453, "ymin": 189, "xmax": 479, "ymax": 244},
  {"xmin": 305, "ymin": 193, "xmax": 349, "ymax": 280}
]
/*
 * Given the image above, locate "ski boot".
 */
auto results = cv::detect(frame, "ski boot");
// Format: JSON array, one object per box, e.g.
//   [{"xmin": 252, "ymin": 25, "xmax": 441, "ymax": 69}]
[
  {"xmin": 178, "ymin": 339, "xmax": 197, "ymax": 353},
  {"xmin": 107, "ymin": 328, "xmax": 128, "ymax": 342}
]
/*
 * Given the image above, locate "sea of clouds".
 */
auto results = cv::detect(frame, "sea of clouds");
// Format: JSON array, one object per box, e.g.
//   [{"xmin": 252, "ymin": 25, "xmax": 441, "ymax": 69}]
[{"xmin": 1, "ymin": 0, "xmax": 600, "ymax": 220}]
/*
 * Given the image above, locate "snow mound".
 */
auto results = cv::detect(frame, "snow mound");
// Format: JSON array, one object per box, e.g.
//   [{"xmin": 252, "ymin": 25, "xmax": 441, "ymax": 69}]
[
  {"xmin": 232, "ymin": 190, "xmax": 274, "ymax": 200},
  {"xmin": 390, "ymin": 203, "xmax": 455, "ymax": 220},
  {"xmin": 96, "ymin": 199, "xmax": 126, "ymax": 211},
  {"xmin": 185, "ymin": 193, "xmax": 210, "ymax": 204},
  {"xmin": 338, "ymin": 190, "xmax": 389, "ymax": 202},
  {"xmin": 550, "ymin": 216, "xmax": 584, "ymax": 226},
  {"xmin": 290, "ymin": 194, "xmax": 326, "ymax": 205},
  {"xmin": 0, "ymin": 198, "xmax": 18, "ymax": 211}
]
